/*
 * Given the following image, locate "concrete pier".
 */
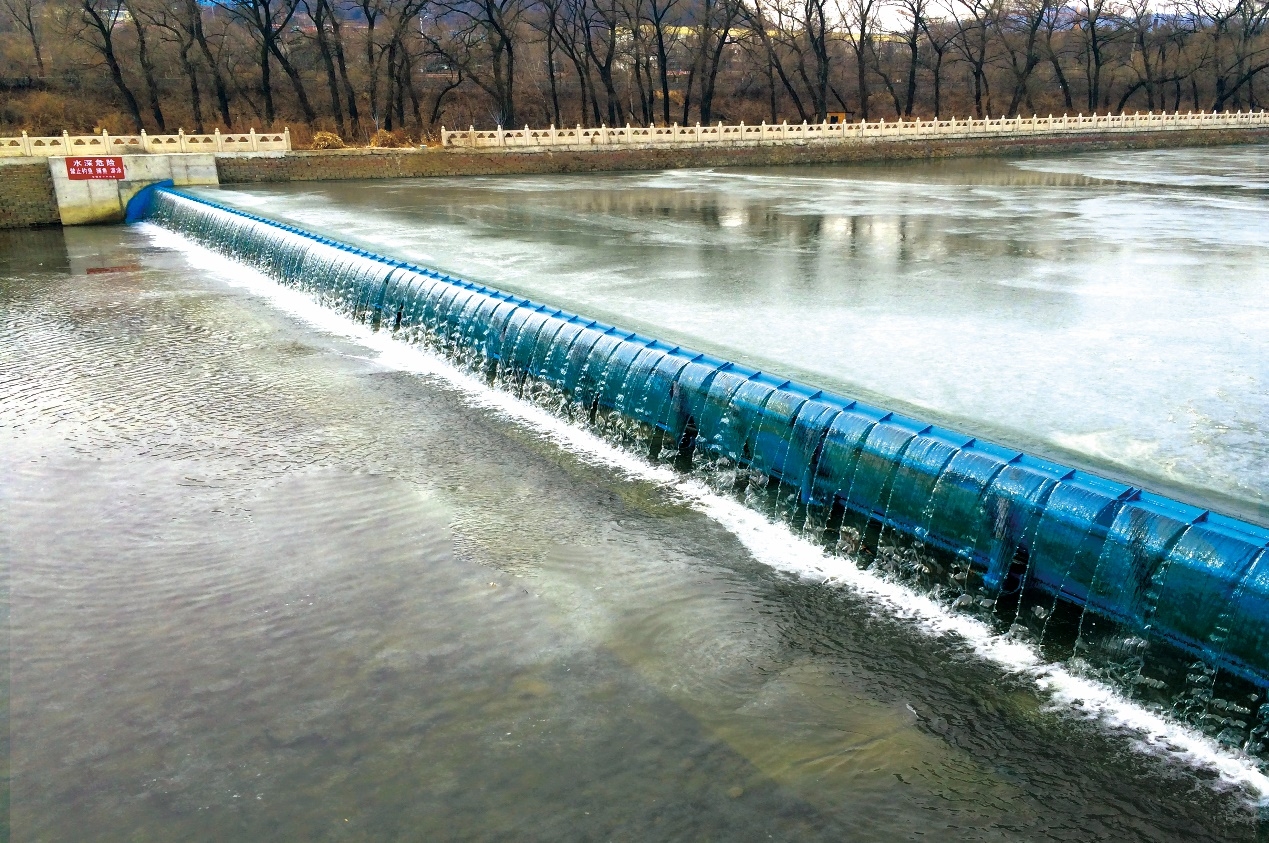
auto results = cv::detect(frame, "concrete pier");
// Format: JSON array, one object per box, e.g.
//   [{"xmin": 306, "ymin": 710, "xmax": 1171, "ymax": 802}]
[{"xmin": 48, "ymin": 154, "xmax": 218, "ymax": 225}]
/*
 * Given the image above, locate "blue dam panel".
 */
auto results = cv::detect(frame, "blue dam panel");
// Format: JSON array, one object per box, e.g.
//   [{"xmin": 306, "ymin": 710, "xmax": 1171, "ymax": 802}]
[
  {"xmin": 141, "ymin": 187, "xmax": 1269, "ymax": 688},
  {"xmin": 614, "ymin": 343, "xmax": 676, "ymax": 423},
  {"xmin": 809, "ymin": 406, "xmax": 890, "ymax": 513},
  {"xmin": 842, "ymin": 417, "xmax": 930, "ymax": 521},
  {"xmin": 1081, "ymin": 495, "xmax": 1205, "ymax": 629},
  {"xmin": 1027, "ymin": 475, "xmax": 1133, "ymax": 603},
  {"xmin": 921, "ymin": 449, "xmax": 1011, "ymax": 561}
]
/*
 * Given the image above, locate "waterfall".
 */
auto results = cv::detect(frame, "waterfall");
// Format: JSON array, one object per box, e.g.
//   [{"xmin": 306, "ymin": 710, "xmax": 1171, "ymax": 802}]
[{"xmin": 145, "ymin": 186, "xmax": 1269, "ymax": 755}]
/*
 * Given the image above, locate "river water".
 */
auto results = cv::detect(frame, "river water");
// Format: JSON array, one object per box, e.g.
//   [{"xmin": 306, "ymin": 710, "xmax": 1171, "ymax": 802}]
[
  {"xmin": 196, "ymin": 147, "xmax": 1269, "ymax": 524},
  {"xmin": 0, "ymin": 148, "xmax": 1266, "ymax": 841}
]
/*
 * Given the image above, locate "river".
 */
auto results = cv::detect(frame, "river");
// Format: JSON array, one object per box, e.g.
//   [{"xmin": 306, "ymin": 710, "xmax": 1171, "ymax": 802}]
[{"xmin": 1, "ymin": 146, "xmax": 1267, "ymax": 840}]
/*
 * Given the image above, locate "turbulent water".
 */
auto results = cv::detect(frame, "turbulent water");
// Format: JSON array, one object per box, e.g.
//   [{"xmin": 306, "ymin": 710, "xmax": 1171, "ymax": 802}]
[{"xmin": 2, "ymin": 149, "xmax": 1268, "ymax": 841}]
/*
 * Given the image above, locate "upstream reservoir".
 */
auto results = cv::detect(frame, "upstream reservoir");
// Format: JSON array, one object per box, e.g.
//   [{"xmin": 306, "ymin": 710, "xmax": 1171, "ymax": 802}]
[
  {"xmin": 2, "ymin": 146, "xmax": 1268, "ymax": 840},
  {"xmin": 199, "ymin": 147, "xmax": 1269, "ymax": 522}
]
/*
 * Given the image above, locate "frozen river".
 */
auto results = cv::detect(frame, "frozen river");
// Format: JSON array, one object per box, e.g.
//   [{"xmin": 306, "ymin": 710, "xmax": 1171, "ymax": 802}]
[{"xmin": 198, "ymin": 146, "xmax": 1269, "ymax": 523}]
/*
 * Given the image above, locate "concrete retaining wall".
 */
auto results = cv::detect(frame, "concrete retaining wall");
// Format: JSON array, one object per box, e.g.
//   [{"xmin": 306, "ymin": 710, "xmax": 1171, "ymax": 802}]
[
  {"xmin": 3, "ymin": 126, "xmax": 1267, "ymax": 228},
  {"xmin": 50, "ymin": 154, "xmax": 219, "ymax": 225},
  {"xmin": 215, "ymin": 128, "xmax": 1269, "ymax": 184}
]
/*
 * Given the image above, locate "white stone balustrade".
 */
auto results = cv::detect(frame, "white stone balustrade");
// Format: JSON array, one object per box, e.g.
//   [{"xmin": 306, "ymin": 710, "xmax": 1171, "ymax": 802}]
[
  {"xmin": 441, "ymin": 110, "xmax": 1269, "ymax": 151},
  {"xmin": 0, "ymin": 127, "xmax": 291, "ymax": 158}
]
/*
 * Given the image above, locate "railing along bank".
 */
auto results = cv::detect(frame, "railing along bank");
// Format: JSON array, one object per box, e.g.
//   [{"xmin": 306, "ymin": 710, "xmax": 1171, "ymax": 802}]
[
  {"xmin": 442, "ymin": 109, "xmax": 1269, "ymax": 150},
  {"xmin": 0, "ymin": 127, "xmax": 291, "ymax": 158}
]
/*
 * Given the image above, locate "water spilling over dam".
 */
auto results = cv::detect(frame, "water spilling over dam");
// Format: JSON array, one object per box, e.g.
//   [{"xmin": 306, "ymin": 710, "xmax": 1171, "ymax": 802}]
[{"xmin": 143, "ymin": 185, "xmax": 1269, "ymax": 757}]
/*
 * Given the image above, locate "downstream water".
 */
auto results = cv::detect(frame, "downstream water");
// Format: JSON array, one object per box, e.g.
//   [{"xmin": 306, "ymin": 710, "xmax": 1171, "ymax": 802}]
[
  {"xmin": 196, "ymin": 147, "xmax": 1269, "ymax": 524},
  {"xmin": 1, "ymin": 149, "xmax": 1266, "ymax": 841}
]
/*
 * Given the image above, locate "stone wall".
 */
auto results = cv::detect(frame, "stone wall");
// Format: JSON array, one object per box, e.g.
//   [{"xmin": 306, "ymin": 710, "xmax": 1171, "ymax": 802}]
[
  {"xmin": 215, "ymin": 128, "xmax": 1269, "ymax": 185},
  {"xmin": 0, "ymin": 159, "xmax": 59, "ymax": 228}
]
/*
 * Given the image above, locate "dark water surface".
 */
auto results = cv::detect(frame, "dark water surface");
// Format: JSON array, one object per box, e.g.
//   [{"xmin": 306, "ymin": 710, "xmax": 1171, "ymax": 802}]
[{"xmin": 0, "ymin": 224, "xmax": 1265, "ymax": 841}]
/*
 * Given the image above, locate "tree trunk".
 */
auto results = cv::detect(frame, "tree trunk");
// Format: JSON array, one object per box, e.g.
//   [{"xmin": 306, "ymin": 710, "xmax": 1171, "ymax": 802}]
[
  {"xmin": 179, "ymin": 43, "xmax": 206, "ymax": 132},
  {"xmin": 261, "ymin": 33, "xmax": 275, "ymax": 124},
  {"xmin": 904, "ymin": 18, "xmax": 920, "ymax": 116},
  {"xmin": 308, "ymin": 0, "xmax": 347, "ymax": 134},
  {"xmin": 80, "ymin": 1, "xmax": 145, "ymax": 131},
  {"xmin": 128, "ymin": 1, "xmax": 167, "ymax": 131},
  {"xmin": 189, "ymin": 0, "xmax": 232, "ymax": 126}
]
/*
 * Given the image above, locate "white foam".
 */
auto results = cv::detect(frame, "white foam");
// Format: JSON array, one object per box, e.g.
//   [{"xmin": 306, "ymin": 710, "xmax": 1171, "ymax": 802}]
[{"xmin": 140, "ymin": 220, "xmax": 1269, "ymax": 802}]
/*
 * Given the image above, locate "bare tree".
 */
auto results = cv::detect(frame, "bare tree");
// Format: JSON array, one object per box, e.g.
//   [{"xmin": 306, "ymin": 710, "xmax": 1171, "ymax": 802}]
[
  {"xmin": 946, "ymin": 0, "xmax": 1003, "ymax": 116},
  {"xmin": 919, "ymin": 12, "xmax": 957, "ymax": 115},
  {"xmin": 583, "ymin": 0, "xmax": 624, "ymax": 123},
  {"xmin": 1192, "ymin": 0, "xmax": 1269, "ymax": 110},
  {"xmin": 743, "ymin": 0, "xmax": 813, "ymax": 121},
  {"xmin": 124, "ymin": 0, "xmax": 168, "ymax": 130},
  {"xmin": 303, "ymin": 0, "xmax": 360, "ymax": 135},
  {"xmin": 1, "ymin": 0, "xmax": 45, "ymax": 78},
  {"xmin": 1074, "ymin": 0, "xmax": 1121, "ymax": 111},
  {"xmin": 67, "ymin": 0, "xmax": 145, "ymax": 130},
  {"xmin": 895, "ymin": 0, "xmax": 930, "ymax": 114},
  {"xmin": 423, "ymin": 0, "xmax": 528, "ymax": 125},
  {"xmin": 840, "ymin": 0, "xmax": 887, "ymax": 119},
  {"xmin": 214, "ymin": 0, "xmax": 317, "ymax": 124},
  {"xmin": 999, "ymin": 0, "xmax": 1055, "ymax": 115},
  {"xmin": 134, "ymin": 0, "xmax": 207, "ymax": 130},
  {"xmin": 646, "ymin": 0, "xmax": 685, "ymax": 123}
]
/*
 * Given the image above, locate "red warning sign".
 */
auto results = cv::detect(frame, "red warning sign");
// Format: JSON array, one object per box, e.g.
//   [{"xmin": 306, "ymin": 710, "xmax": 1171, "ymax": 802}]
[{"xmin": 66, "ymin": 156, "xmax": 125, "ymax": 180}]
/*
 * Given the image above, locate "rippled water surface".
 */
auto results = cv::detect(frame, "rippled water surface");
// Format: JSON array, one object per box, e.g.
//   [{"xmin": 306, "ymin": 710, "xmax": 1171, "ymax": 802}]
[
  {"xmin": 0, "ymin": 154, "xmax": 1266, "ymax": 841},
  {"xmin": 195, "ymin": 147, "xmax": 1269, "ymax": 522}
]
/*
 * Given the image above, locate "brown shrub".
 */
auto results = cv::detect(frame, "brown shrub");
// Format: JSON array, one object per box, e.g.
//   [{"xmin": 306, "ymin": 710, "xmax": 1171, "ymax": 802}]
[
  {"xmin": 368, "ymin": 128, "xmax": 413, "ymax": 148},
  {"xmin": 310, "ymin": 130, "xmax": 345, "ymax": 149},
  {"xmin": 4, "ymin": 92, "xmax": 74, "ymax": 134}
]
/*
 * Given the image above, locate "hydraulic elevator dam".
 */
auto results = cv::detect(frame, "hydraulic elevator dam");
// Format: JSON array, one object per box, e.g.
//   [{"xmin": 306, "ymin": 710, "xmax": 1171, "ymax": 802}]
[{"xmin": 141, "ymin": 184, "xmax": 1269, "ymax": 724}]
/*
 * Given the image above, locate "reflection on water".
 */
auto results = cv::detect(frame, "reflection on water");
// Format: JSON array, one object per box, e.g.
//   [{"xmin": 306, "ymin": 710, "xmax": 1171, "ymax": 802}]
[
  {"xmin": 0, "ymin": 224, "xmax": 1265, "ymax": 840},
  {"xmin": 196, "ymin": 147, "xmax": 1269, "ymax": 524}
]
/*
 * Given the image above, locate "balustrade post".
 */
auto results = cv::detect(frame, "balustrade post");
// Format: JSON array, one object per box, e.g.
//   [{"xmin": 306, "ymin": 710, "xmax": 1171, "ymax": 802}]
[
  {"xmin": 248, "ymin": 127, "xmax": 257, "ymax": 151},
  {"xmin": 21, "ymin": 130, "xmax": 30, "ymax": 155},
  {"xmin": 284, "ymin": 127, "xmax": 291, "ymax": 150},
  {"xmin": 214, "ymin": 128, "xmax": 223, "ymax": 152},
  {"xmin": 62, "ymin": 129, "xmax": 70, "ymax": 152}
]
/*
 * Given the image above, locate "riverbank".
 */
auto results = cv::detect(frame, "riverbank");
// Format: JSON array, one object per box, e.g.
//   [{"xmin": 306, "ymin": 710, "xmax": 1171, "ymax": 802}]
[{"xmin": 4, "ymin": 126, "xmax": 1267, "ymax": 228}]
